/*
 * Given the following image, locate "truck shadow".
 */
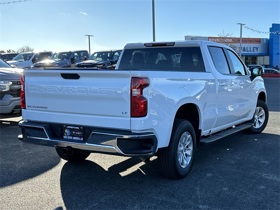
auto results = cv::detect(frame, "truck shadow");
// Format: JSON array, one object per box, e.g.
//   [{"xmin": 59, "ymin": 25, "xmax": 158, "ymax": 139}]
[
  {"xmin": 59, "ymin": 132, "xmax": 280, "ymax": 210},
  {"xmin": 0, "ymin": 123, "xmax": 60, "ymax": 188}
]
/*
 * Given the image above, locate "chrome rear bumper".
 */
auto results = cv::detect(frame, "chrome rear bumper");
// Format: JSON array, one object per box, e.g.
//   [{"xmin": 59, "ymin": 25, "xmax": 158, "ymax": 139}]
[{"xmin": 18, "ymin": 120, "xmax": 157, "ymax": 157}]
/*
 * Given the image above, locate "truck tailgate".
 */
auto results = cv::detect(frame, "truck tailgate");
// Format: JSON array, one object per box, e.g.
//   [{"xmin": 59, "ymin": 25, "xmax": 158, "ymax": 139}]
[{"xmin": 23, "ymin": 70, "xmax": 131, "ymax": 130}]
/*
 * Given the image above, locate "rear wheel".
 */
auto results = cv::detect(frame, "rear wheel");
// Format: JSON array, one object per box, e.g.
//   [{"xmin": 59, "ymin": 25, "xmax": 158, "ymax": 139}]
[
  {"xmin": 158, "ymin": 119, "xmax": 196, "ymax": 179},
  {"xmin": 247, "ymin": 100, "xmax": 269, "ymax": 134},
  {"xmin": 55, "ymin": 147, "xmax": 90, "ymax": 162}
]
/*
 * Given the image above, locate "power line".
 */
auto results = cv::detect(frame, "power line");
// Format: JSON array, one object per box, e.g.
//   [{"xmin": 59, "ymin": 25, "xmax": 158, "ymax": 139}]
[
  {"xmin": 0, "ymin": 0, "xmax": 31, "ymax": 5},
  {"xmin": 243, "ymin": 25, "xmax": 280, "ymax": 35}
]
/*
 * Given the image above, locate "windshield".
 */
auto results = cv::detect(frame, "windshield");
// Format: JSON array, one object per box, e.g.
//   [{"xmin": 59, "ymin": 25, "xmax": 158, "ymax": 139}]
[
  {"xmin": 51, "ymin": 52, "xmax": 72, "ymax": 60},
  {"xmin": 0, "ymin": 59, "xmax": 11, "ymax": 68},
  {"xmin": 89, "ymin": 51, "xmax": 112, "ymax": 61},
  {"xmin": 13, "ymin": 53, "xmax": 34, "ymax": 62}
]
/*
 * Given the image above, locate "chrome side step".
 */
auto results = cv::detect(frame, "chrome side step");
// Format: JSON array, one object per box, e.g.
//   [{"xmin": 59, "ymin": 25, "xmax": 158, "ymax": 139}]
[{"xmin": 200, "ymin": 123, "xmax": 252, "ymax": 144}]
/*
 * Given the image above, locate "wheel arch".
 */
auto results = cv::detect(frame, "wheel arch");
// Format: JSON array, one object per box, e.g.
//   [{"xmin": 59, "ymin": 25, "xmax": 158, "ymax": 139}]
[
  {"xmin": 173, "ymin": 103, "xmax": 201, "ymax": 145},
  {"xmin": 258, "ymin": 91, "xmax": 267, "ymax": 103}
]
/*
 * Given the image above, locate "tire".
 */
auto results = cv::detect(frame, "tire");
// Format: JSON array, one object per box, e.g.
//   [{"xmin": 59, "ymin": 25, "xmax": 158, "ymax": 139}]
[
  {"xmin": 55, "ymin": 147, "xmax": 90, "ymax": 162},
  {"xmin": 247, "ymin": 100, "xmax": 269, "ymax": 134},
  {"xmin": 158, "ymin": 119, "xmax": 196, "ymax": 179}
]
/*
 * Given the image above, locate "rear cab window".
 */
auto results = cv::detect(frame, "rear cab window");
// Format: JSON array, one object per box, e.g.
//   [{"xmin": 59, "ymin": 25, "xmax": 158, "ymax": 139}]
[{"xmin": 118, "ymin": 46, "xmax": 206, "ymax": 72}]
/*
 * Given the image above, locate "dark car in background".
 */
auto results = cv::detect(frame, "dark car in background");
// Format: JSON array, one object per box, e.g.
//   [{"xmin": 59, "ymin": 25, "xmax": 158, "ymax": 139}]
[
  {"xmin": 262, "ymin": 64, "xmax": 279, "ymax": 70},
  {"xmin": 32, "ymin": 50, "xmax": 89, "ymax": 68},
  {"xmin": 0, "ymin": 53, "xmax": 19, "ymax": 62},
  {"xmin": 0, "ymin": 59, "xmax": 23, "ymax": 114},
  {"xmin": 75, "ymin": 50, "xmax": 122, "ymax": 69},
  {"xmin": 263, "ymin": 69, "xmax": 280, "ymax": 78}
]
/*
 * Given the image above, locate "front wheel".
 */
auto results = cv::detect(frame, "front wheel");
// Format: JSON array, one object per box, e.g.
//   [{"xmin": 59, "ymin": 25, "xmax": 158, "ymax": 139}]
[
  {"xmin": 247, "ymin": 100, "xmax": 269, "ymax": 134},
  {"xmin": 55, "ymin": 147, "xmax": 90, "ymax": 162},
  {"xmin": 158, "ymin": 119, "xmax": 197, "ymax": 179}
]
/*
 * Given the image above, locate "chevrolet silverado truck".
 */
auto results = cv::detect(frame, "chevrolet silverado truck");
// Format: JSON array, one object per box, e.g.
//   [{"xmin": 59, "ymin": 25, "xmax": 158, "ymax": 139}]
[{"xmin": 18, "ymin": 41, "xmax": 268, "ymax": 179}]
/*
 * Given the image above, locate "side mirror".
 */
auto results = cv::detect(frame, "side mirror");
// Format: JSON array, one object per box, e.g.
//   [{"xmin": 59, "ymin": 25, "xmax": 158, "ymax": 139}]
[{"xmin": 249, "ymin": 67, "xmax": 263, "ymax": 80}]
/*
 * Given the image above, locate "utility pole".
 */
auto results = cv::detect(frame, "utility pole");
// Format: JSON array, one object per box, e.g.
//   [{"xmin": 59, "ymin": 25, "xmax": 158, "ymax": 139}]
[
  {"xmin": 152, "ymin": 0, "xmax": 155, "ymax": 42},
  {"xmin": 237, "ymin": 23, "xmax": 245, "ymax": 57},
  {"xmin": 85, "ymin": 34, "xmax": 93, "ymax": 55}
]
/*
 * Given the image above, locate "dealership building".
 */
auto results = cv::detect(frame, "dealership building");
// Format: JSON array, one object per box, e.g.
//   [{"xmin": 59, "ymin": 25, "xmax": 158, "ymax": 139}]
[{"xmin": 185, "ymin": 23, "xmax": 280, "ymax": 67}]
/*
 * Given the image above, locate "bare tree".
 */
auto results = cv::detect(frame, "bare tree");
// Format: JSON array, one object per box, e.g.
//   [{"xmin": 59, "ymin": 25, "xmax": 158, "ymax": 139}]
[
  {"xmin": 0, "ymin": 49, "xmax": 16, "ymax": 53},
  {"xmin": 218, "ymin": 31, "xmax": 234, "ymax": 38},
  {"xmin": 217, "ymin": 31, "xmax": 238, "ymax": 52},
  {"xmin": 17, "ymin": 46, "xmax": 34, "ymax": 53},
  {"xmin": 7, "ymin": 49, "xmax": 16, "ymax": 53}
]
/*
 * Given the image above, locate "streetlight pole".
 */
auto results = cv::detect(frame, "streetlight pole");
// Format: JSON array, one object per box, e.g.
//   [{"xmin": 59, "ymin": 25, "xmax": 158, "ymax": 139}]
[
  {"xmin": 152, "ymin": 0, "xmax": 155, "ymax": 42},
  {"xmin": 85, "ymin": 34, "xmax": 93, "ymax": 55},
  {"xmin": 237, "ymin": 23, "xmax": 245, "ymax": 57}
]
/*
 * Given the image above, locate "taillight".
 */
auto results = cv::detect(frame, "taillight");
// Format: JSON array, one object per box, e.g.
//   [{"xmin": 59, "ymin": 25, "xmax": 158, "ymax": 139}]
[
  {"xmin": 20, "ymin": 75, "xmax": 26, "ymax": 109},
  {"xmin": 131, "ymin": 77, "xmax": 149, "ymax": 117}
]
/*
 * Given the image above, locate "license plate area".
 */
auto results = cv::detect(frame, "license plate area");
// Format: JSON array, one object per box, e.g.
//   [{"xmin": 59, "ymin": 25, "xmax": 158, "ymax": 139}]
[{"xmin": 63, "ymin": 125, "xmax": 84, "ymax": 141}]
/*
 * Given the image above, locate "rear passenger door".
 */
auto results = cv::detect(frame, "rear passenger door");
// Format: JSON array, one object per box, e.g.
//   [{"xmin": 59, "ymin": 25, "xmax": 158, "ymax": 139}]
[
  {"xmin": 225, "ymin": 49, "xmax": 253, "ymax": 121},
  {"xmin": 209, "ymin": 46, "xmax": 253, "ymax": 129}
]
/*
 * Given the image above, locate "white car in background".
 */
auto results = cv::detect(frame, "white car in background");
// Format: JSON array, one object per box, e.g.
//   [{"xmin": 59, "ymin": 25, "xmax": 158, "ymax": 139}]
[{"xmin": 7, "ymin": 51, "xmax": 52, "ymax": 68}]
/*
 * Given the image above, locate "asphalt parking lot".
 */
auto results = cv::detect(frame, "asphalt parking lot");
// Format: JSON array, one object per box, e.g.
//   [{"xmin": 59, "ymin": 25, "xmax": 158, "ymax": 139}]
[{"xmin": 0, "ymin": 78, "xmax": 279, "ymax": 210}]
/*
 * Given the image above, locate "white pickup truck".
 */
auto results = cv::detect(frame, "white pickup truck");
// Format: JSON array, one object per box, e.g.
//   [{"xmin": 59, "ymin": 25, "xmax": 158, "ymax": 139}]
[{"xmin": 18, "ymin": 41, "xmax": 268, "ymax": 179}]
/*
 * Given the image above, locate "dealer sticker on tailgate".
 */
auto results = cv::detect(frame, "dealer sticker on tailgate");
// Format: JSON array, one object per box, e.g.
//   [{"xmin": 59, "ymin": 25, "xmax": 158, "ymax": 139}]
[{"xmin": 63, "ymin": 125, "xmax": 84, "ymax": 141}]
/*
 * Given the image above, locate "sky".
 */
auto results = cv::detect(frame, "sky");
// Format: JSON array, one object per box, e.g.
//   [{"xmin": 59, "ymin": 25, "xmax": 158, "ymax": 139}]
[{"xmin": 0, "ymin": 0, "xmax": 279, "ymax": 54}]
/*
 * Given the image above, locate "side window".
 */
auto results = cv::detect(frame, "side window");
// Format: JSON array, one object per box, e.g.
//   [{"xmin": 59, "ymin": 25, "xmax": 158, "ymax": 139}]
[
  {"xmin": 112, "ymin": 52, "xmax": 120, "ymax": 61},
  {"xmin": 38, "ymin": 52, "xmax": 51, "ymax": 61},
  {"xmin": 226, "ymin": 50, "xmax": 246, "ymax": 75},
  {"xmin": 209, "ymin": 46, "xmax": 230, "ymax": 75},
  {"xmin": 171, "ymin": 54, "xmax": 181, "ymax": 68},
  {"xmin": 32, "ymin": 54, "xmax": 39, "ymax": 63},
  {"xmin": 155, "ymin": 53, "xmax": 167, "ymax": 63},
  {"xmin": 73, "ymin": 52, "xmax": 79, "ymax": 61},
  {"xmin": 80, "ymin": 52, "xmax": 88, "ymax": 60}
]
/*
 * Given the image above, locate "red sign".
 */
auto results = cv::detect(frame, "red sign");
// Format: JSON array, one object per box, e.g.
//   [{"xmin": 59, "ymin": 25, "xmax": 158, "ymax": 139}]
[{"xmin": 208, "ymin": 37, "xmax": 261, "ymax": 44}]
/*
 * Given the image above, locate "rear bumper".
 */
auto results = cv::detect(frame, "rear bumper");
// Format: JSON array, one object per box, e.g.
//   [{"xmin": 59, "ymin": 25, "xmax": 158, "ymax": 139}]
[{"xmin": 18, "ymin": 120, "xmax": 157, "ymax": 157}]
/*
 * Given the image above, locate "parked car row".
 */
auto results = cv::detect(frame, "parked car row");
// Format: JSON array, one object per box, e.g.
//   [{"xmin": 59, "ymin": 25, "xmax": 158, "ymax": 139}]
[{"xmin": 2, "ymin": 49, "xmax": 123, "ymax": 70}]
